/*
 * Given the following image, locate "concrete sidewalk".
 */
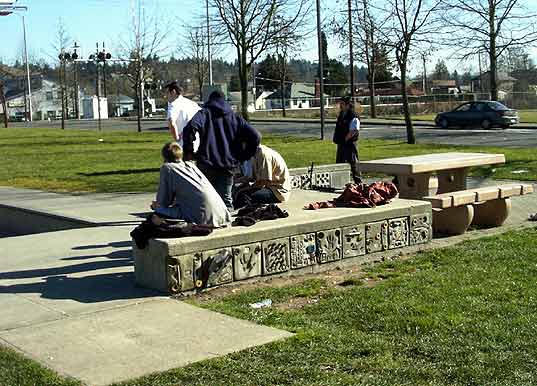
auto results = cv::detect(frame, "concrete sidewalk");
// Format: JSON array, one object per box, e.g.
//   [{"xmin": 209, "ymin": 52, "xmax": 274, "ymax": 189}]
[{"xmin": 0, "ymin": 192, "xmax": 293, "ymax": 385}]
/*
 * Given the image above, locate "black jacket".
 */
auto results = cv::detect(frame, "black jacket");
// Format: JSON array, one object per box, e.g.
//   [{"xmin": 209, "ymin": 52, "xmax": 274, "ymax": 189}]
[
  {"xmin": 333, "ymin": 109, "xmax": 357, "ymax": 145},
  {"xmin": 183, "ymin": 96, "xmax": 261, "ymax": 170}
]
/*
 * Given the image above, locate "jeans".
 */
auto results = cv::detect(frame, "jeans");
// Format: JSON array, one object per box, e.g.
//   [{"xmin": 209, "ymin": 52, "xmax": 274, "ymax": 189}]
[
  {"xmin": 234, "ymin": 187, "xmax": 279, "ymax": 208},
  {"xmin": 198, "ymin": 163, "xmax": 234, "ymax": 209}
]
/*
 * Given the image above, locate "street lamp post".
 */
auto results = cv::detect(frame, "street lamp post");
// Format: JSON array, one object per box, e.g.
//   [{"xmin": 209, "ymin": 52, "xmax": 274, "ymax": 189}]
[
  {"xmin": 0, "ymin": 3, "xmax": 33, "ymax": 122},
  {"xmin": 316, "ymin": 0, "xmax": 326, "ymax": 140}
]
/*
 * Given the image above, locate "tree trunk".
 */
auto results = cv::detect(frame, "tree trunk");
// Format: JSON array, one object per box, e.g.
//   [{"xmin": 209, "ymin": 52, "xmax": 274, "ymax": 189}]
[
  {"xmin": 239, "ymin": 46, "xmax": 250, "ymax": 121},
  {"xmin": 0, "ymin": 83, "xmax": 8, "ymax": 128},
  {"xmin": 400, "ymin": 63, "xmax": 415, "ymax": 144},
  {"xmin": 368, "ymin": 71, "xmax": 376, "ymax": 118},
  {"xmin": 280, "ymin": 78, "xmax": 286, "ymax": 117},
  {"xmin": 488, "ymin": 2, "xmax": 498, "ymax": 101}
]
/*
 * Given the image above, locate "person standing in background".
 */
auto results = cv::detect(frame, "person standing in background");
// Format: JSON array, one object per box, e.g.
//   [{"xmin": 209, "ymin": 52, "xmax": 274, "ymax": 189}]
[
  {"xmin": 333, "ymin": 96, "xmax": 362, "ymax": 184},
  {"xmin": 165, "ymin": 81, "xmax": 200, "ymax": 149}
]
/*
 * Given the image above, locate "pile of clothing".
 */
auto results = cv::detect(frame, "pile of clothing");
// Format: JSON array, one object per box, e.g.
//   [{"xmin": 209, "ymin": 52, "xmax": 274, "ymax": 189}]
[
  {"xmin": 232, "ymin": 203, "xmax": 289, "ymax": 227},
  {"xmin": 130, "ymin": 216, "xmax": 214, "ymax": 249},
  {"xmin": 305, "ymin": 182, "xmax": 399, "ymax": 210}
]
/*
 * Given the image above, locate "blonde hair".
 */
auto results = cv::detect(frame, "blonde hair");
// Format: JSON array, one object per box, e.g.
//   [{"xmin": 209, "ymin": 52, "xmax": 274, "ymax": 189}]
[{"xmin": 161, "ymin": 142, "xmax": 183, "ymax": 163}]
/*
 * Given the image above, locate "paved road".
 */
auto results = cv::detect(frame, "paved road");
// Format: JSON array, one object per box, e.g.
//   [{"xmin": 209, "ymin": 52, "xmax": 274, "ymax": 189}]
[{"xmin": 9, "ymin": 118, "xmax": 537, "ymax": 147}]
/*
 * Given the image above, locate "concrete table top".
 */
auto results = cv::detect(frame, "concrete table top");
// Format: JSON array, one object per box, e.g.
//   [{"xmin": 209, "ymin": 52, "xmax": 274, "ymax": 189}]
[{"xmin": 360, "ymin": 152, "xmax": 506, "ymax": 175}]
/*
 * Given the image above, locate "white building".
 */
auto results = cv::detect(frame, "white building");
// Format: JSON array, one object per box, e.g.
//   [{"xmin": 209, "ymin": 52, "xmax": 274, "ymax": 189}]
[{"xmin": 82, "ymin": 96, "xmax": 108, "ymax": 119}]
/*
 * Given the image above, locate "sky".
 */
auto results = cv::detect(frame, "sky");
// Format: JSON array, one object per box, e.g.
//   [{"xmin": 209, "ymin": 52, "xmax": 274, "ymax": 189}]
[
  {"xmin": 0, "ymin": 0, "xmax": 535, "ymax": 78},
  {"xmin": 0, "ymin": 0, "xmax": 331, "ymax": 64}
]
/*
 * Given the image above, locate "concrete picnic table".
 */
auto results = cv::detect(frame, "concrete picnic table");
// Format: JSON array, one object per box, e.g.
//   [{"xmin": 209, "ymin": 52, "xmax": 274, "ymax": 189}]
[{"xmin": 360, "ymin": 152, "xmax": 506, "ymax": 199}]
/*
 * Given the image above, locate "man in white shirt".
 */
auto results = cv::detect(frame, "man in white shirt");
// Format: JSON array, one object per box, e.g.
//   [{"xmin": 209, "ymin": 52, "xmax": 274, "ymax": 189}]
[{"xmin": 165, "ymin": 81, "xmax": 201, "ymax": 148}]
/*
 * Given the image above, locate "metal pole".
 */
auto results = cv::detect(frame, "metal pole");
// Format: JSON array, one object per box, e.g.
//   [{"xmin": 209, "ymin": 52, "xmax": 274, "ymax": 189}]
[
  {"xmin": 96, "ymin": 43, "xmax": 102, "ymax": 131},
  {"xmin": 22, "ymin": 15, "xmax": 32, "ymax": 122},
  {"xmin": 316, "ymin": 0, "xmax": 325, "ymax": 140},
  {"xmin": 102, "ymin": 42, "xmax": 108, "ymax": 98},
  {"xmin": 60, "ymin": 57, "xmax": 65, "ymax": 130},
  {"xmin": 206, "ymin": 0, "xmax": 213, "ymax": 86},
  {"xmin": 422, "ymin": 54, "xmax": 427, "ymax": 95},
  {"xmin": 347, "ymin": 0, "xmax": 354, "ymax": 101}
]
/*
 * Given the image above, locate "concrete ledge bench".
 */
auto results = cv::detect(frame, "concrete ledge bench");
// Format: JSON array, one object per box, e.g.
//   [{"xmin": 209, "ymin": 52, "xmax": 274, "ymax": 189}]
[
  {"xmin": 423, "ymin": 183, "xmax": 534, "ymax": 235},
  {"xmin": 133, "ymin": 191, "xmax": 432, "ymax": 295}
]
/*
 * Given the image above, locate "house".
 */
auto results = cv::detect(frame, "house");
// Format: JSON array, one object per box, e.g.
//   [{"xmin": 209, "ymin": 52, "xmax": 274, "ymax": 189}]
[
  {"xmin": 264, "ymin": 82, "xmax": 330, "ymax": 110},
  {"xmin": 430, "ymin": 79, "xmax": 458, "ymax": 95},
  {"xmin": 4, "ymin": 77, "xmax": 66, "ymax": 121},
  {"xmin": 471, "ymin": 71, "xmax": 517, "ymax": 96},
  {"xmin": 107, "ymin": 94, "xmax": 134, "ymax": 117}
]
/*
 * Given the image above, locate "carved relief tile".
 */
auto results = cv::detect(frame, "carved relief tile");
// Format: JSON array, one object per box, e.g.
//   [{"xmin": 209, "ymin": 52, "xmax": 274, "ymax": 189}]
[
  {"xmin": 315, "ymin": 172, "xmax": 331, "ymax": 188},
  {"xmin": 365, "ymin": 221, "xmax": 389, "ymax": 254},
  {"xmin": 232, "ymin": 243, "xmax": 262, "ymax": 281},
  {"xmin": 262, "ymin": 237, "xmax": 291, "ymax": 275},
  {"xmin": 291, "ymin": 175, "xmax": 302, "ymax": 190},
  {"xmin": 290, "ymin": 233, "xmax": 317, "ymax": 269},
  {"xmin": 342, "ymin": 225, "xmax": 366, "ymax": 258},
  {"xmin": 201, "ymin": 248, "xmax": 233, "ymax": 287},
  {"xmin": 410, "ymin": 213, "xmax": 432, "ymax": 245},
  {"xmin": 300, "ymin": 173, "xmax": 313, "ymax": 189},
  {"xmin": 316, "ymin": 229, "xmax": 342, "ymax": 264},
  {"xmin": 388, "ymin": 217, "xmax": 409, "ymax": 250},
  {"xmin": 175, "ymin": 253, "xmax": 202, "ymax": 292}
]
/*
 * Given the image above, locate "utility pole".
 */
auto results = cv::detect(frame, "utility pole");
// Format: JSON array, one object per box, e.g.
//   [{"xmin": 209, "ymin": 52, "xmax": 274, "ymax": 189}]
[
  {"xmin": 22, "ymin": 15, "xmax": 32, "ymax": 122},
  {"xmin": 60, "ymin": 50, "xmax": 65, "ymax": 130},
  {"xmin": 95, "ymin": 43, "xmax": 102, "ymax": 131},
  {"xmin": 316, "ymin": 0, "xmax": 326, "ymax": 140},
  {"xmin": 73, "ymin": 42, "xmax": 80, "ymax": 119},
  {"xmin": 422, "ymin": 54, "xmax": 427, "ymax": 95},
  {"xmin": 206, "ymin": 0, "xmax": 213, "ymax": 86},
  {"xmin": 102, "ymin": 42, "xmax": 108, "ymax": 98},
  {"xmin": 347, "ymin": 0, "xmax": 355, "ymax": 101}
]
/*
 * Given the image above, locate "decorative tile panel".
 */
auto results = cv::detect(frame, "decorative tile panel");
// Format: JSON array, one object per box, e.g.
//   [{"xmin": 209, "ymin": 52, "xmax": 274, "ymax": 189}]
[
  {"xmin": 232, "ymin": 243, "xmax": 262, "ymax": 281},
  {"xmin": 410, "ymin": 213, "xmax": 432, "ymax": 245},
  {"xmin": 342, "ymin": 225, "xmax": 366, "ymax": 258},
  {"xmin": 290, "ymin": 175, "xmax": 302, "ymax": 189},
  {"xmin": 316, "ymin": 229, "xmax": 342, "ymax": 263},
  {"xmin": 290, "ymin": 233, "xmax": 317, "ymax": 269},
  {"xmin": 365, "ymin": 221, "xmax": 389, "ymax": 254},
  {"xmin": 315, "ymin": 172, "xmax": 331, "ymax": 188},
  {"xmin": 201, "ymin": 248, "xmax": 233, "ymax": 287},
  {"xmin": 175, "ymin": 253, "xmax": 202, "ymax": 292},
  {"xmin": 388, "ymin": 217, "xmax": 409, "ymax": 249},
  {"xmin": 262, "ymin": 237, "xmax": 290, "ymax": 275}
]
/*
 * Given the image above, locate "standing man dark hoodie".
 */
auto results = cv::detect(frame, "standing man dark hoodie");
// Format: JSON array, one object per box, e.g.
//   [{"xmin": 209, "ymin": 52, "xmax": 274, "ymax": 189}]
[
  {"xmin": 333, "ymin": 96, "xmax": 362, "ymax": 184},
  {"xmin": 183, "ymin": 91, "xmax": 261, "ymax": 209}
]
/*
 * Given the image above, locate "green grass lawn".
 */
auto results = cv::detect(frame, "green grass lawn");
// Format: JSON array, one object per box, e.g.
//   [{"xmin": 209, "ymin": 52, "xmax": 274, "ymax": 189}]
[
  {"xmin": 2, "ymin": 227, "xmax": 537, "ymax": 386},
  {"xmin": 0, "ymin": 128, "xmax": 536, "ymax": 193}
]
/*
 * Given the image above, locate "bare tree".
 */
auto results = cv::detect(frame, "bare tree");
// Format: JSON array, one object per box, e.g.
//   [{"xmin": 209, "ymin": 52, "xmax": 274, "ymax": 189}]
[
  {"xmin": 50, "ymin": 17, "xmax": 72, "ymax": 58},
  {"xmin": 383, "ymin": 0, "xmax": 442, "ymax": 144},
  {"xmin": 443, "ymin": 0, "xmax": 537, "ymax": 101},
  {"xmin": 182, "ymin": 21, "xmax": 225, "ymax": 100},
  {"xmin": 212, "ymin": 0, "xmax": 310, "ymax": 120},
  {"xmin": 333, "ymin": 0, "xmax": 391, "ymax": 118},
  {"xmin": 118, "ymin": 1, "xmax": 172, "ymax": 130}
]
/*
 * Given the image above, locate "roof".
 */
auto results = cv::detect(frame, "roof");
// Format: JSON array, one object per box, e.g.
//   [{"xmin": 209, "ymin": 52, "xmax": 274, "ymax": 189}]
[
  {"xmin": 471, "ymin": 71, "xmax": 517, "ymax": 82},
  {"xmin": 266, "ymin": 82, "xmax": 328, "ymax": 100},
  {"xmin": 108, "ymin": 94, "xmax": 135, "ymax": 104},
  {"xmin": 431, "ymin": 80, "xmax": 457, "ymax": 87}
]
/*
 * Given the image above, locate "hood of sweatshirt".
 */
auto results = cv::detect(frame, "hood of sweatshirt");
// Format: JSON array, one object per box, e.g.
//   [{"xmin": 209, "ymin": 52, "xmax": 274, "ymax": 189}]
[{"xmin": 204, "ymin": 96, "xmax": 233, "ymax": 117}]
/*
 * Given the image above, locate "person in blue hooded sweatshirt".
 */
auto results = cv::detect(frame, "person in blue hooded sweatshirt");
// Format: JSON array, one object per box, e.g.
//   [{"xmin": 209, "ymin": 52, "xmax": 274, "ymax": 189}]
[{"xmin": 183, "ymin": 91, "xmax": 261, "ymax": 209}]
